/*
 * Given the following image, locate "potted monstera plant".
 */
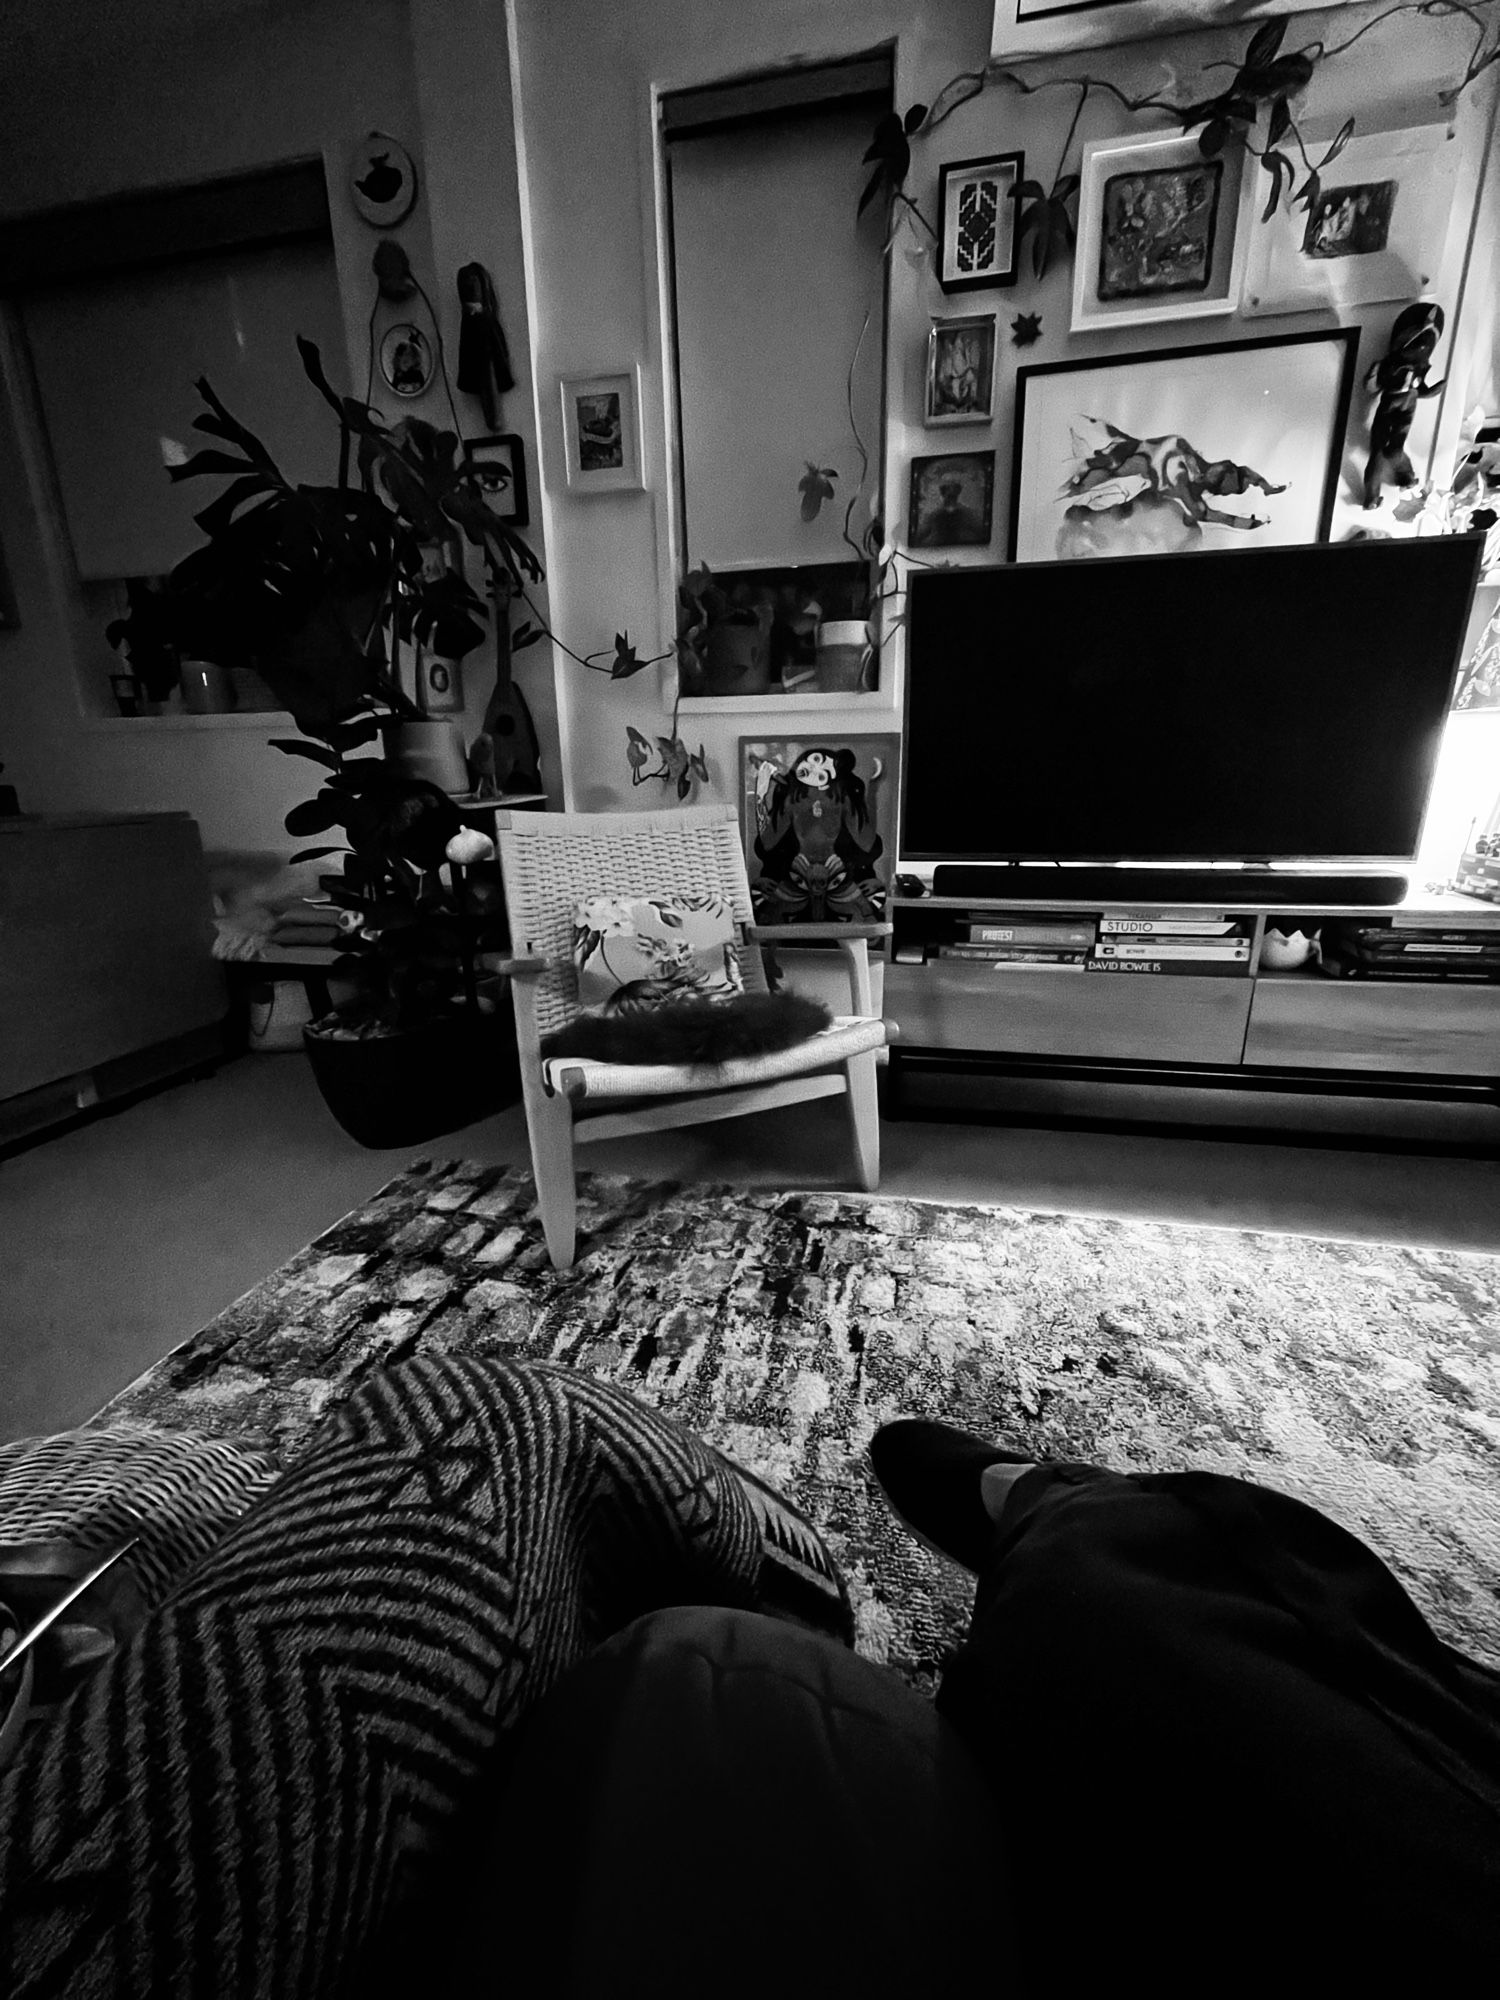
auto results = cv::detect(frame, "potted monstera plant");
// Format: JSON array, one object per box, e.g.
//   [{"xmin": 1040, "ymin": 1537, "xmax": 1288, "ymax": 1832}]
[
  {"xmin": 104, "ymin": 337, "xmax": 548, "ymax": 1142},
  {"xmin": 277, "ymin": 732, "xmax": 521, "ymax": 1146}
]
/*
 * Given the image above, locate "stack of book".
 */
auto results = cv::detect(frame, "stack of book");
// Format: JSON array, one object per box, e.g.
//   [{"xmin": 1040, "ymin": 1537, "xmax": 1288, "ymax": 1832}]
[
  {"xmin": 938, "ymin": 913, "xmax": 1097, "ymax": 970},
  {"xmin": 1086, "ymin": 913, "xmax": 1254, "ymax": 977},
  {"xmin": 1319, "ymin": 920, "xmax": 1500, "ymax": 982}
]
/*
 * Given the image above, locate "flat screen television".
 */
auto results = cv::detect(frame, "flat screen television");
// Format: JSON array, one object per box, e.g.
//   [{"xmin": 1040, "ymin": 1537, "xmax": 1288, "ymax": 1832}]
[{"xmin": 900, "ymin": 537, "xmax": 1484, "ymax": 866}]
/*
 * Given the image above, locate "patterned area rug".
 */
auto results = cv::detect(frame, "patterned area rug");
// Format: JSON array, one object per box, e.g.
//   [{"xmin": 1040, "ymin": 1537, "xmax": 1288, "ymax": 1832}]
[{"xmin": 94, "ymin": 1160, "xmax": 1500, "ymax": 1687}]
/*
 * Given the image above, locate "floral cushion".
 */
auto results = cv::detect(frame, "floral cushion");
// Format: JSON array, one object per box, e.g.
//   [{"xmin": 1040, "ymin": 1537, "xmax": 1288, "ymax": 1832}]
[{"xmin": 572, "ymin": 894, "xmax": 744, "ymax": 1014}]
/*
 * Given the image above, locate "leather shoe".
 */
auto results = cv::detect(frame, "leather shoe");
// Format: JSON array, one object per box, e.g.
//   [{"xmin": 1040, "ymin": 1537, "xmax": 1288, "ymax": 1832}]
[{"xmin": 869, "ymin": 1418, "xmax": 1036, "ymax": 1573}]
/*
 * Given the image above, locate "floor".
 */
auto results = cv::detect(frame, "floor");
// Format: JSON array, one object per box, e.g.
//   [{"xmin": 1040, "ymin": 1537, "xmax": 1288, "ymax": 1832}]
[{"xmin": 3, "ymin": 1049, "xmax": 1499, "ymax": 1446}]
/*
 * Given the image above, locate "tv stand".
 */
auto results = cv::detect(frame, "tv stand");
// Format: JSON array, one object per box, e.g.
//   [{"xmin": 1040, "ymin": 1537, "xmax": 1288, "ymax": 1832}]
[
  {"xmin": 930, "ymin": 866, "xmax": 1411, "ymax": 908},
  {"xmin": 886, "ymin": 883, "xmax": 1500, "ymax": 1149}
]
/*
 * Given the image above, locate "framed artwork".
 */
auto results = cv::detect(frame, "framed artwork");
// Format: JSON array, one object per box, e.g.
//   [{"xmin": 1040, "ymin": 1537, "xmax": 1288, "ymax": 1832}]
[
  {"xmin": 1454, "ymin": 597, "xmax": 1500, "ymax": 713},
  {"xmin": 1008, "ymin": 328, "xmax": 1359, "ymax": 563},
  {"xmin": 560, "ymin": 368, "xmax": 640, "ymax": 492},
  {"xmin": 740, "ymin": 735, "xmax": 901, "ymax": 926},
  {"xmin": 937, "ymin": 154, "xmax": 1023, "ymax": 294},
  {"xmin": 925, "ymin": 314, "xmax": 998, "ymax": 425},
  {"xmin": 350, "ymin": 131, "xmax": 418, "ymax": 227},
  {"xmin": 1241, "ymin": 121, "xmax": 1459, "ymax": 318},
  {"xmin": 378, "ymin": 321, "xmax": 435, "ymax": 398},
  {"xmin": 908, "ymin": 451, "xmax": 996, "ymax": 549},
  {"xmin": 990, "ymin": 1, "xmax": 1367, "ymax": 62},
  {"xmin": 464, "ymin": 432, "xmax": 529, "ymax": 525},
  {"xmin": 1072, "ymin": 129, "xmax": 1250, "ymax": 333},
  {"xmin": 559, "ymin": 367, "xmax": 644, "ymax": 492}
]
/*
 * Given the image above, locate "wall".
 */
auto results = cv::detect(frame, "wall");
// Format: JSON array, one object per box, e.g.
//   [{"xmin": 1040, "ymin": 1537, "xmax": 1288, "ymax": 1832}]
[
  {"xmin": 0, "ymin": 0, "xmax": 562, "ymax": 849},
  {"xmin": 507, "ymin": 0, "xmax": 1500, "ymax": 867}
]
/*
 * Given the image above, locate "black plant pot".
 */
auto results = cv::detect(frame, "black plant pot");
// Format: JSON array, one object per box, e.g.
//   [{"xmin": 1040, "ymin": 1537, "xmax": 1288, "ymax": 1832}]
[{"xmin": 303, "ymin": 1001, "xmax": 521, "ymax": 1149}]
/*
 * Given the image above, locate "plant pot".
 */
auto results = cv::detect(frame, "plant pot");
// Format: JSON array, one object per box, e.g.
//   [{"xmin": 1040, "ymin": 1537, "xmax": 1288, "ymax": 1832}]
[
  {"xmin": 381, "ymin": 717, "xmax": 471, "ymax": 794},
  {"xmin": 814, "ymin": 620, "xmax": 869, "ymax": 693},
  {"xmin": 179, "ymin": 660, "xmax": 236, "ymax": 713},
  {"xmin": 303, "ymin": 1001, "xmax": 521, "ymax": 1148},
  {"xmin": 703, "ymin": 615, "xmax": 772, "ymax": 696}
]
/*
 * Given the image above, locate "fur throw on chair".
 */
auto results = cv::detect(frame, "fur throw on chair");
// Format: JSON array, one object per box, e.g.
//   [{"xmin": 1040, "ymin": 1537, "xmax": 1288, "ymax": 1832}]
[{"xmin": 541, "ymin": 992, "xmax": 832, "ymax": 1065}]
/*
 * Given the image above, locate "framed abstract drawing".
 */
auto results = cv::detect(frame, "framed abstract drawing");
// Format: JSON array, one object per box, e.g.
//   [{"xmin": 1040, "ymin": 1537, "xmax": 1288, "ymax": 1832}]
[
  {"xmin": 740, "ymin": 735, "xmax": 900, "ymax": 926},
  {"xmin": 937, "ymin": 154, "xmax": 1023, "ymax": 293},
  {"xmin": 990, "ymin": 1, "xmax": 1367, "ymax": 62},
  {"xmin": 925, "ymin": 314, "xmax": 998, "ymax": 425},
  {"xmin": 1241, "ymin": 120, "xmax": 1459, "ymax": 317},
  {"xmin": 908, "ymin": 451, "xmax": 996, "ymax": 549},
  {"xmin": 1008, "ymin": 328, "xmax": 1359, "ymax": 563},
  {"xmin": 559, "ymin": 367, "xmax": 644, "ymax": 492},
  {"xmin": 464, "ymin": 432, "xmax": 529, "ymax": 525},
  {"xmin": 1072, "ymin": 129, "xmax": 1250, "ymax": 333}
]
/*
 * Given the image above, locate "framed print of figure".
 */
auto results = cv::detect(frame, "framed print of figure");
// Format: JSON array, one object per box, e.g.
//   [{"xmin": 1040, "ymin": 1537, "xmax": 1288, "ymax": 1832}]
[
  {"xmin": 1241, "ymin": 121, "xmax": 1458, "ymax": 317},
  {"xmin": 741, "ymin": 735, "xmax": 900, "ymax": 925},
  {"xmin": 1009, "ymin": 329, "xmax": 1358, "ymax": 563},
  {"xmin": 926, "ymin": 314, "xmax": 998, "ymax": 425}
]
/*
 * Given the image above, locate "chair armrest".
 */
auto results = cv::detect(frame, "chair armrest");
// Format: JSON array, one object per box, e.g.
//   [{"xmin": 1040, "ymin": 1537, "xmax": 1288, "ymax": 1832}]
[{"xmin": 745, "ymin": 922, "xmax": 893, "ymax": 942}]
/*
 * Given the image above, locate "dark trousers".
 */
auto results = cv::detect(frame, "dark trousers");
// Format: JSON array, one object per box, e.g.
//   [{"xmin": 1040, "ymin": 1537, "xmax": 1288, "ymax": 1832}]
[{"xmin": 420, "ymin": 1465, "xmax": 1500, "ymax": 1996}]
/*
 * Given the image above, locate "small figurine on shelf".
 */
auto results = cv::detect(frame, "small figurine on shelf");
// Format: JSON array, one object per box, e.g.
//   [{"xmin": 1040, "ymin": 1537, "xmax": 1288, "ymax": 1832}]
[{"xmin": 1362, "ymin": 302, "xmax": 1446, "ymax": 510}]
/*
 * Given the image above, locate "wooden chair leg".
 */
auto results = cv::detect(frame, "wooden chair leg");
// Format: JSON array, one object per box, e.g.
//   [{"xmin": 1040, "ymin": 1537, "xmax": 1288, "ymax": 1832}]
[
  {"xmin": 844, "ymin": 1049, "xmax": 880, "ymax": 1192},
  {"xmin": 523, "ymin": 1082, "xmax": 578, "ymax": 1270}
]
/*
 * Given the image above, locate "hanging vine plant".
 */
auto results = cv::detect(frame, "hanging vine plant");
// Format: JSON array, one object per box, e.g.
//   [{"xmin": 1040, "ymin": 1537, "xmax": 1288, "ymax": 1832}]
[{"xmin": 860, "ymin": 0, "xmax": 1500, "ymax": 279}]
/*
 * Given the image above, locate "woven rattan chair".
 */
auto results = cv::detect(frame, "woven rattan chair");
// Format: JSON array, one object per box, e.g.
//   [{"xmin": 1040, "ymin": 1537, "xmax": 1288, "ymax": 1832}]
[{"xmin": 494, "ymin": 804, "xmax": 895, "ymax": 1269}]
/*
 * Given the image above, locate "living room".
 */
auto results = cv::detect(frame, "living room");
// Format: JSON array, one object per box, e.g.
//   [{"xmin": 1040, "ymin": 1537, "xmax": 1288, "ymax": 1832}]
[{"xmin": 2, "ymin": 2, "xmax": 1500, "ymax": 1925}]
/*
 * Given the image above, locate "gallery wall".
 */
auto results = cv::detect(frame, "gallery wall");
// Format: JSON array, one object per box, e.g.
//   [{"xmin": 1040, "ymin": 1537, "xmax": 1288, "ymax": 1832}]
[
  {"xmin": 1, "ymin": 0, "xmax": 1495, "ymax": 864},
  {"xmin": 506, "ymin": 0, "xmax": 1500, "ymax": 866}
]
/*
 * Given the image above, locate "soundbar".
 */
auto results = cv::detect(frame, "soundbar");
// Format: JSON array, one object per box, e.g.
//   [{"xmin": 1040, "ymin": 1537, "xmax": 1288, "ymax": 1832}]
[{"xmin": 929, "ymin": 867, "xmax": 1411, "ymax": 907}]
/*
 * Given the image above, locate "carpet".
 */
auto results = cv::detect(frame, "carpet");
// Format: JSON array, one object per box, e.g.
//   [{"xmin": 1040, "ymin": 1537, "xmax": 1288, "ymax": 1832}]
[{"xmin": 93, "ymin": 1160, "xmax": 1500, "ymax": 1688}]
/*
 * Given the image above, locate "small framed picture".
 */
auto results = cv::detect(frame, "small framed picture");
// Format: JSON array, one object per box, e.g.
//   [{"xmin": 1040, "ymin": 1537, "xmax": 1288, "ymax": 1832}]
[
  {"xmin": 1241, "ymin": 120, "xmax": 1459, "ymax": 318},
  {"xmin": 1072, "ymin": 129, "xmax": 1250, "ymax": 334},
  {"xmin": 464, "ymin": 433, "xmax": 529, "ymax": 526},
  {"xmin": 378, "ymin": 321, "xmax": 436, "ymax": 399},
  {"xmin": 925, "ymin": 315, "xmax": 997, "ymax": 426},
  {"xmin": 908, "ymin": 451, "xmax": 996, "ymax": 549},
  {"xmin": 559, "ymin": 367, "xmax": 644, "ymax": 492},
  {"xmin": 937, "ymin": 154, "xmax": 1023, "ymax": 294}
]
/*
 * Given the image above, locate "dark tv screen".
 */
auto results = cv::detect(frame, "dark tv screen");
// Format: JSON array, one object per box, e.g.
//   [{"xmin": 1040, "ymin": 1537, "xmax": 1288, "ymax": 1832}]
[{"xmin": 900, "ymin": 538, "xmax": 1483, "ymax": 863}]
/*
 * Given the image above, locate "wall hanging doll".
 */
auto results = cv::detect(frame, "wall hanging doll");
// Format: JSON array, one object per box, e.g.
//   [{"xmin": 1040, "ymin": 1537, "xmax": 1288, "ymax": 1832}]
[
  {"xmin": 1363, "ymin": 301, "xmax": 1446, "ymax": 510},
  {"xmin": 455, "ymin": 262, "xmax": 516, "ymax": 431}
]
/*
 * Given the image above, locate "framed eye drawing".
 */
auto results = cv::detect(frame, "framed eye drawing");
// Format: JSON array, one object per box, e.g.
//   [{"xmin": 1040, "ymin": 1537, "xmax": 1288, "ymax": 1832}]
[{"xmin": 464, "ymin": 433, "xmax": 530, "ymax": 525}]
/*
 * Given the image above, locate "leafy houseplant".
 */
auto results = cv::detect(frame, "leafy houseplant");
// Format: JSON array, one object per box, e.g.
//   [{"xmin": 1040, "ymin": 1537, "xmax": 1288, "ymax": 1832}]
[
  {"xmin": 108, "ymin": 336, "xmax": 543, "ymax": 744},
  {"xmin": 102, "ymin": 336, "xmax": 550, "ymax": 1142},
  {"xmin": 676, "ymin": 564, "xmax": 774, "ymax": 696},
  {"xmin": 278, "ymin": 733, "xmax": 520, "ymax": 1144}
]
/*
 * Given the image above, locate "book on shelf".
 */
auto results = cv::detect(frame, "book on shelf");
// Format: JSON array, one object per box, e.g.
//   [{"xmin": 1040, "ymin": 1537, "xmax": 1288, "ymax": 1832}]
[
  {"xmin": 1084, "ymin": 957, "xmax": 1252, "ymax": 977},
  {"xmin": 1319, "ymin": 949, "xmax": 1500, "ymax": 982},
  {"xmin": 943, "ymin": 953, "xmax": 1087, "ymax": 971},
  {"xmin": 1336, "ymin": 927, "xmax": 1500, "ymax": 949},
  {"xmin": 1097, "ymin": 917, "xmax": 1237, "ymax": 936},
  {"xmin": 967, "ymin": 922, "xmax": 1096, "ymax": 946},
  {"xmin": 939, "ymin": 945, "xmax": 1089, "ymax": 963},
  {"xmin": 1389, "ymin": 942, "xmax": 1500, "ymax": 957},
  {"xmin": 1095, "ymin": 941, "xmax": 1251, "ymax": 960}
]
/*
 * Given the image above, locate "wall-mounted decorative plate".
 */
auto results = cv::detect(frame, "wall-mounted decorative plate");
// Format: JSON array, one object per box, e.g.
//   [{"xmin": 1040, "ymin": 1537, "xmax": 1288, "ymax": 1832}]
[
  {"xmin": 379, "ymin": 321, "xmax": 435, "ymax": 398},
  {"xmin": 351, "ymin": 132, "xmax": 418, "ymax": 228}
]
